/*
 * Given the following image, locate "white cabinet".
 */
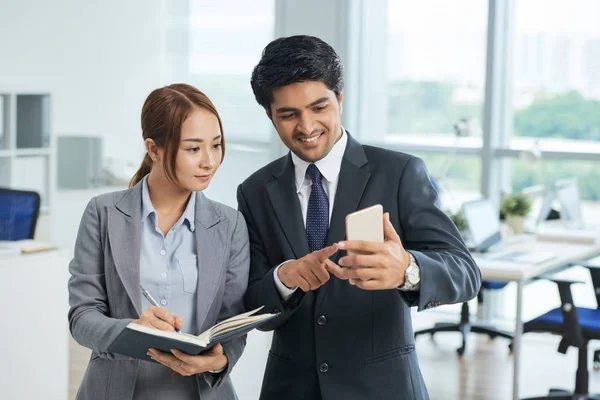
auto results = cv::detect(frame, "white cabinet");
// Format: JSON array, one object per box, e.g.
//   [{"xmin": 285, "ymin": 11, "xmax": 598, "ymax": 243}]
[
  {"xmin": 0, "ymin": 250, "xmax": 69, "ymax": 400},
  {"xmin": 0, "ymin": 91, "xmax": 54, "ymax": 213}
]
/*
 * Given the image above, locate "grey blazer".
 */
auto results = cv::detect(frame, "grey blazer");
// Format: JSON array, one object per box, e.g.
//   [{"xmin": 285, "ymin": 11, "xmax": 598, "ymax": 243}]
[{"xmin": 68, "ymin": 181, "xmax": 250, "ymax": 400}]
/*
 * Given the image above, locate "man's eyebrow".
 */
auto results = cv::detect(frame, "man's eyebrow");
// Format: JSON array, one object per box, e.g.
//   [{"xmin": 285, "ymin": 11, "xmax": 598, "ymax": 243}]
[
  {"xmin": 275, "ymin": 97, "xmax": 330, "ymax": 113},
  {"xmin": 308, "ymin": 97, "xmax": 329, "ymax": 107}
]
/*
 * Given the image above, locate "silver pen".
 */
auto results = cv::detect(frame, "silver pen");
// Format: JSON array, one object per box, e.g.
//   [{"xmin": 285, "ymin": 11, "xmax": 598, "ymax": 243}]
[{"xmin": 139, "ymin": 284, "xmax": 180, "ymax": 332}]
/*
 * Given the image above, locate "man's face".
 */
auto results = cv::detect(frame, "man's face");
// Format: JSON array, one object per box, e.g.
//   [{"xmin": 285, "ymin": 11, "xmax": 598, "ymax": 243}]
[{"xmin": 269, "ymin": 81, "xmax": 343, "ymax": 163}]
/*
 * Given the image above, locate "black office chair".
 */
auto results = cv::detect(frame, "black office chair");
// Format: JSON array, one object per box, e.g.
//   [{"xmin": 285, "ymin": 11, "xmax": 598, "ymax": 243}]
[
  {"xmin": 415, "ymin": 191, "xmax": 513, "ymax": 355},
  {"xmin": 0, "ymin": 188, "xmax": 41, "ymax": 240},
  {"xmin": 521, "ymin": 259, "xmax": 600, "ymax": 400},
  {"xmin": 414, "ymin": 283, "xmax": 513, "ymax": 355}
]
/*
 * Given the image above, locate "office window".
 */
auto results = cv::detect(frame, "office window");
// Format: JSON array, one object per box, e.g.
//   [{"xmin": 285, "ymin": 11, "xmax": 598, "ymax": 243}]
[
  {"xmin": 204, "ymin": 145, "xmax": 271, "ymax": 208},
  {"xmin": 163, "ymin": 0, "xmax": 275, "ymax": 141},
  {"xmin": 386, "ymin": 0, "xmax": 488, "ymax": 137},
  {"xmin": 513, "ymin": 0, "xmax": 600, "ymax": 143},
  {"xmin": 509, "ymin": 158, "xmax": 600, "ymax": 223},
  {"xmin": 413, "ymin": 153, "xmax": 481, "ymax": 211}
]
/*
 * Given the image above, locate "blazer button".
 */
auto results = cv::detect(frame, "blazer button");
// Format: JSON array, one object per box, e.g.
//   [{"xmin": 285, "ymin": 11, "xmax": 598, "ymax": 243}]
[
  {"xmin": 319, "ymin": 363, "xmax": 329, "ymax": 373},
  {"xmin": 317, "ymin": 315, "xmax": 327, "ymax": 325}
]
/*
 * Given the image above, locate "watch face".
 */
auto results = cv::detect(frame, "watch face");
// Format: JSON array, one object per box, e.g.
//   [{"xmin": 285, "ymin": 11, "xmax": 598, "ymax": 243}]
[{"xmin": 406, "ymin": 265, "xmax": 420, "ymax": 285}]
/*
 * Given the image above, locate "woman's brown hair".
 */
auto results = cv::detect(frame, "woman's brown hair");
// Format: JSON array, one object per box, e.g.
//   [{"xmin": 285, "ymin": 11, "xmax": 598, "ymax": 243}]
[{"xmin": 129, "ymin": 84, "xmax": 225, "ymax": 188}]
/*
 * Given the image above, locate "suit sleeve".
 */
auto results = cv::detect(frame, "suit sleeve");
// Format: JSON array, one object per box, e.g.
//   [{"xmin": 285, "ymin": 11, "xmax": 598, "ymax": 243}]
[
  {"xmin": 67, "ymin": 197, "xmax": 133, "ymax": 359},
  {"xmin": 202, "ymin": 210, "xmax": 250, "ymax": 388},
  {"xmin": 237, "ymin": 184, "xmax": 303, "ymax": 331},
  {"xmin": 396, "ymin": 157, "xmax": 482, "ymax": 311}
]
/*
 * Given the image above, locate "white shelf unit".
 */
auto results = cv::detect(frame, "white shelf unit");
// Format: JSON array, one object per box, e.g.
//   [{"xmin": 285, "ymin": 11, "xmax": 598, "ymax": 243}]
[{"xmin": 0, "ymin": 91, "xmax": 54, "ymax": 213}]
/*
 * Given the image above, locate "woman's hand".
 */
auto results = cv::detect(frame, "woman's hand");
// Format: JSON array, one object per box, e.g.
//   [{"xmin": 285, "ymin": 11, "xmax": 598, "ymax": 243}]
[
  {"xmin": 132, "ymin": 306, "xmax": 183, "ymax": 332},
  {"xmin": 147, "ymin": 343, "xmax": 228, "ymax": 376}
]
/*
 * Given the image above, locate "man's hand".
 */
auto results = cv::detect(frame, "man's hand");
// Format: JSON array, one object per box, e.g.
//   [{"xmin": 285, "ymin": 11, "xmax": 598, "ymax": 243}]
[
  {"xmin": 133, "ymin": 306, "xmax": 183, "ymax": 332},
  {"xmin": 327, "ymin": 213, "xmax": 410, "ymax": 290},
  {"xmin": 277, "ymin": 244, "xmax": 339, "ymax": 292},
  {"xmin": 148, "ymin": 343, "xmax": 228, "ymax": 376}
]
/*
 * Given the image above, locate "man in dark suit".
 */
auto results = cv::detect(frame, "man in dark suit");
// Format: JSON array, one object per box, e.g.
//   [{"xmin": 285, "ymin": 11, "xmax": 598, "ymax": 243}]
[{"xmin": 237, "ymin": 35, "xmax": 481, "ymax": 400}]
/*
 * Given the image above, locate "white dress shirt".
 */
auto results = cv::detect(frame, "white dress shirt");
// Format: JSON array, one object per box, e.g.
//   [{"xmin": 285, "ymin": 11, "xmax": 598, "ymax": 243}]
[{"xmin": 273, "ymin": 129, "xmax": 347, "ymax": 299}]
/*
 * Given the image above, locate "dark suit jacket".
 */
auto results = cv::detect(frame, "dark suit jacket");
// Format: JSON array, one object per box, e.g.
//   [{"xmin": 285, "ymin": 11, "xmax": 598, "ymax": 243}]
[{"xmin": 237, "ymin": 133, "xmax": 481, "ymax": 400}]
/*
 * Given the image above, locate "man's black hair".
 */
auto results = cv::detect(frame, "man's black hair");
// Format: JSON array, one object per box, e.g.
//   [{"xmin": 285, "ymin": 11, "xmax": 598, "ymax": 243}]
[{"xmin": 250, "ymin": 35, "xmax": 344, "ymax": 113}]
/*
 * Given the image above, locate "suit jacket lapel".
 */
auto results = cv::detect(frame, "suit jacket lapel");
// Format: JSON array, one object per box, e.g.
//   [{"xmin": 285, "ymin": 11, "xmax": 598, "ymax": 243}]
[
  {"xmin": 266, "ymin": 155, "xmax": 310, "ymax": 259},
  {"xmin": 108, "ymin": 182, "xmax": 143, "ymax": 316},
  {"xmin": 193, "ymin": 192, "xmax": 227, "ymax": 332},
  {"xmin": 326, "ymin": 164, "xmax": 370, "ymax": 258},
  {"xmin": 317, "ymin": 133, "xmax": 370, "ymax": 309},
  {"xmin": 326, "ymin": 134, "xmax": 370, "ymax": 260}
]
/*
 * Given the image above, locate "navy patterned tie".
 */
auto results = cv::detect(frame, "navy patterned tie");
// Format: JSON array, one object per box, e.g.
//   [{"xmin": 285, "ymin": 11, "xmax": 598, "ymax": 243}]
[{"xmin": 306, "ymin": 164, "xmax": 329, "ymax": 252}]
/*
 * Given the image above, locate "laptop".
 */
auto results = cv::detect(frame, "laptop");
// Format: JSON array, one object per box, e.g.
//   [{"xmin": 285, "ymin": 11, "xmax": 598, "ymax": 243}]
[{"xmin": 462, "ymin": 199, "xmax": 556, "ymax": 264}]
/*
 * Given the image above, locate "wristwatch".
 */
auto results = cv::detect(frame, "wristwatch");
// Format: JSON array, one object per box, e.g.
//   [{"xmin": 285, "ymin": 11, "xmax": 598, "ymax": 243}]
[{"xmin": 399, "ymin": 252, "xmax": 420, "ymax": 291}]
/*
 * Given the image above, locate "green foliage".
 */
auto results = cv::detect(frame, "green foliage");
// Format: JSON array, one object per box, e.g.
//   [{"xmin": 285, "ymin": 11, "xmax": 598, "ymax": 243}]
[
  {"xmin": 387, "ymin": 80, "xmax": 481, "ymax": 134},
  {"xmin": 387, "ymin": 81, "xmax": 600, "ymax": 201},
  {"xmin": 514, "ymin": 91, "xmax": 600, "ymax": 140},
  {"xmin": 511, "ymin": 159, "xmax": 600, "ymax": 201},
  {"xmin": 445, "ymin": 209, "xmax": 468, "ymax": 232},
  {"xmin": 500, "ymin": 193, "xmax": 532, "ymax": 217}
]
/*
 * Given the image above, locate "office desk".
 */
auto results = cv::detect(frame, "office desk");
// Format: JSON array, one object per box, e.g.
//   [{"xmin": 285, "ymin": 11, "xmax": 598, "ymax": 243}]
[
  {"xmin": 0, "ymin": 249, "xmax": 70, "ymax": 400},
  {"xmin": 474, "ymin": 236, "xmax": 600, "ymax": 400}
]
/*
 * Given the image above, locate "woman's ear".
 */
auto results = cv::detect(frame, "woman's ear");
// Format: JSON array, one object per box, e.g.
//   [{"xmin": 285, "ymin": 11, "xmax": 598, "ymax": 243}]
[{"xmin": 145, "ymin": 138, "xmax": 161, "ymax": 162}]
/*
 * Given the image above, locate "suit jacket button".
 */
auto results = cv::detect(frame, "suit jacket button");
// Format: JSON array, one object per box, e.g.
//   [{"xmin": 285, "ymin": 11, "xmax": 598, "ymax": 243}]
[
  {"xmin": 319, "ymin": 363, "xmax": 329, "ymax": 373},
  {"xmin": 317, "ymin": 315, "xmax": 327, "ymax": 325}
]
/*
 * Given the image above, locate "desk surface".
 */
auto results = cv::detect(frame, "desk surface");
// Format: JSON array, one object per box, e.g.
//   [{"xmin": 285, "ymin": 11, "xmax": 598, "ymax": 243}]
[{"xmin": 474, "ymin": 235, "xmax": 600, "ymax": 282}]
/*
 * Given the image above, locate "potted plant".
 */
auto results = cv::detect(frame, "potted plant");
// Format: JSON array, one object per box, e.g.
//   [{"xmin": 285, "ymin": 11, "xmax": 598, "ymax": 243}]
[
  {"xmin": 445, "ymin": 209, "xmax": 469, "ymax": 239},
  {"xmin": 500, "ymin": 192, "xmax": 532, "ymax": 234}
]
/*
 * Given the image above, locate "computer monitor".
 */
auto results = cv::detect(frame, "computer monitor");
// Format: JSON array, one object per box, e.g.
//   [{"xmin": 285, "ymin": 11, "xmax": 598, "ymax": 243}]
[
  {"xmin": 520, "ymin": 184, "xmax": 554, "ymax": 229},
  {"xmin": 462, "ymin": 199, "xmax": 502, "ymax": 252},
  {"xmin": 554, "ymin": 178, "xmax": 584, "ymax": 228}
]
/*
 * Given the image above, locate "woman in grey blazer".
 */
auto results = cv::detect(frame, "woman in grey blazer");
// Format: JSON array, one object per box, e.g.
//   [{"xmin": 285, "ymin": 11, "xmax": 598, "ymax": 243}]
[{"xmin": 68, "ymin": 84, "xmax": 250, "ymax": 400}]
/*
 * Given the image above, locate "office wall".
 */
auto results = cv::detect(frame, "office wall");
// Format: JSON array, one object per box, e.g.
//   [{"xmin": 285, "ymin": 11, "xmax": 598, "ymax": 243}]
[{"xmin": 0, "ymin": 0, "xmax": 164, "ymax": 164}]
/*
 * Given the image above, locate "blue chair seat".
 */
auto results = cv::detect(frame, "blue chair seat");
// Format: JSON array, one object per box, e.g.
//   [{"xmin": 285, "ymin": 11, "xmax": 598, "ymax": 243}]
[
  {"xmin": 482, "ymin": 281, "xmax": 508, "ymax": 290},
  {"xmin": 525, "ymin": 307, "xmax": 600, "ymax": 340}
]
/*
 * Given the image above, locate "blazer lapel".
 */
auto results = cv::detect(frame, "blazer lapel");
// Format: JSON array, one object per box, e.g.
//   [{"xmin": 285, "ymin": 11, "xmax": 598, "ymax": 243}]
[
  {"xmin": 108, "ymin": 183, "xmax": 143, "ymax": 316},
  {"xmin": 193, "ymin": 192, "xmax": 227, "ymax": 332},
  {"xmin": 266, "ymin": 155, "xmax": 310, "ymax": 259},
  {"xmin": 317, "ymin": 134, "xmax": 370, "ymax": 309},
  {"xmin": 326, "ymin": 134, "xmax": 370, "ymax": 259}
]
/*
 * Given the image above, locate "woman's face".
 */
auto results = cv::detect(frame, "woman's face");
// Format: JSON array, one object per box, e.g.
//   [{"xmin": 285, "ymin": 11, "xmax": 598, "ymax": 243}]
[{"xmin": 175, "ymin": 107, "xmax": 223, "ymax": 192}]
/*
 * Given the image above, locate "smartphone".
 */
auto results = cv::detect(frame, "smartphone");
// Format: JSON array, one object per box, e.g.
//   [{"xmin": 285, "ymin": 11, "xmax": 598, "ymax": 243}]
[{"xmin": 345, "ymin": 204, "xmax": 384, "ymax": 255}]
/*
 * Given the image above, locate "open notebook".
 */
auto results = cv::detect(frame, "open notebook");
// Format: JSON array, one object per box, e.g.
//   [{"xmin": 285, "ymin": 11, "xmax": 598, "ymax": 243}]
[{"xmin": 108, "ymin": 306, "xmax": 279, "ymax": 362}]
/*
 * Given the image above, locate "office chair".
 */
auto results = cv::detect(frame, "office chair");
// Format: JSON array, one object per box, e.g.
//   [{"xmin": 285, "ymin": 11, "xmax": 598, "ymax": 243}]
[
  {"xmin": 0, "ymin": 188, "xmax": 41, "ymax": 240},
  {"xmin": 415, "ymin": 193, "xmax": 513, "ymax": 355},
  {"xmin": 521, "ymin": 259, "xmax": 600, "ymax": 400},
  {"xmin": 414, "ymin": 282, "xmax": 513, "ymax": 355}
]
